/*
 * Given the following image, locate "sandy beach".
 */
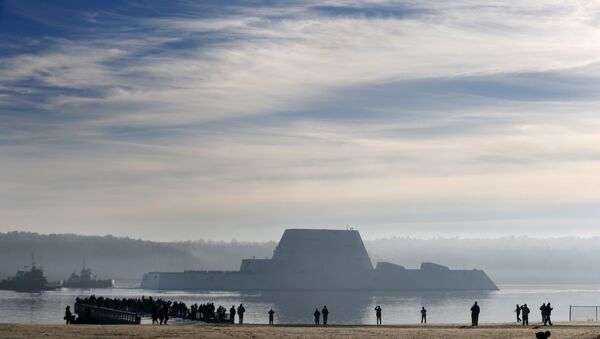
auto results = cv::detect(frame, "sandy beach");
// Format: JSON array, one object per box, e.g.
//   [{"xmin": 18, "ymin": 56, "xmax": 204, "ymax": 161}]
[{"xmin": 1, "ymin": 323, "xmax": 599, "ymax": 338}]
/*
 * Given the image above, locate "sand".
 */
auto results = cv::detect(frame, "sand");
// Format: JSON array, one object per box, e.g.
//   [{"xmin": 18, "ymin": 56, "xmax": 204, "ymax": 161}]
[{"xmin": 1, "ymin": 323, "xmax": 599, "ymax": 338}]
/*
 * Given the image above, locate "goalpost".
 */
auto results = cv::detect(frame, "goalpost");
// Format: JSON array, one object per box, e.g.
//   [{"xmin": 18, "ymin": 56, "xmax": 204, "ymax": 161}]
[{"xmin": 569, "ymin": 306, "xmax": 599, "ymax": 321}]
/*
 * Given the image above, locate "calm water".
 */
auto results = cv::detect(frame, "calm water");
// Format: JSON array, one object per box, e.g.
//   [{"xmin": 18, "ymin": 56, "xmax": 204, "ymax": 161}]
[{"xmin": 1, "ymin": 284, "xmax": 600, "ymax": 325}]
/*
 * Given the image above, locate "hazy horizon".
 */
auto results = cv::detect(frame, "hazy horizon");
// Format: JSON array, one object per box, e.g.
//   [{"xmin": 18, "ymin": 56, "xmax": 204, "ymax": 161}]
[
  {"xmin": 5, "ymin": 228, "xmax": 600, "ymax": 243},
  {"xmin": 3, "ymin": 230, "xmax": 600, "ymax": 285}
]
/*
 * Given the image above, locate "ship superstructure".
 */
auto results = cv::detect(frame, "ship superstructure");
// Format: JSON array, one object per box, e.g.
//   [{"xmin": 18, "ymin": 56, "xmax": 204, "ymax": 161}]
[
  {"xmin": 0, "ymin": 254, "xmax": 61, "ymax": 291},
  {"xmin": 141, "ymin": 229, "xmax": 498, "ymax": 291}
]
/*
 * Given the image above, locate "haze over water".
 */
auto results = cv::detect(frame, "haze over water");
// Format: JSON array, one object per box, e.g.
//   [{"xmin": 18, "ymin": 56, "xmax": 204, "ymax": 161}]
[{"xmin": 2, "ymin": 285, "xmax": 599, "ymax": 325}]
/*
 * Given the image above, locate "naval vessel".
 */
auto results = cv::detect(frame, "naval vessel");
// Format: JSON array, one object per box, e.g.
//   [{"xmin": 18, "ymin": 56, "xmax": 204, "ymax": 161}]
[
  {"xmin": 141, "ymin": 229, "xmax": 498, "ymax": 291},
  {"xmin": 63, "ymin": 262, "xmax": 114, "ymax": 289}
]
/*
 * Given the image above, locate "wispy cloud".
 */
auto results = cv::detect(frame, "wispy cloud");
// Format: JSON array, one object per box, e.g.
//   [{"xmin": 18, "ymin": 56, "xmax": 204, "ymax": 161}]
[{"xmin": 2, "ymin": 0, "xmax": 600, "ymax": 240}]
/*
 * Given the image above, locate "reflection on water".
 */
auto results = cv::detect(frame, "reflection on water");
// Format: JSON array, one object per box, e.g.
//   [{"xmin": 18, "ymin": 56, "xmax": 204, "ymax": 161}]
[{"xmin": 1, "ymin": 285, "xmax": 600, "ymax": 324}]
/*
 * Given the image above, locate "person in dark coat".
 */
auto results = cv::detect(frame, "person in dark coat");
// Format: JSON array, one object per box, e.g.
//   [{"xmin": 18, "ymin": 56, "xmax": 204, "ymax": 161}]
[
  {"xmin": 421, "ymin": 306, "xmax": 427, "ymax": 324},
  {"xmin": 163, "ymin": 305, "xmax": 169, "ymax": 325},
  {"xmin": 237, "ymin": 304, "xmax": 245, "ymax": 324},
  {"xmin": 545, "ymin": 303, "xmax": 553, "ymax": 326},
  {"xmin": 521, "ymin": 304, "xmax": 530, "ymax": 325},
  {"xmin": 230, "ymin": 305, "xmax": 236, "ymax": 323},
  {"xmin": 515, "ymin": 304, "xmax": 521, "ymax": 322},
  {"xmin": 374, "ymin": 305, "xmax": 382, "ymax": 325},
  {"xmin": 64, "ymin": 306, "xmax": 74, "ymax": 324},
  {"xmin": 268, "ymin": 309, "xmax": 275, "ymax": 325},
  {"xmin": 158, "ymin": 307, "xmax": 164, "ymax": 325},
  {"xmin": 540, "ymin": 303, "xmax": 547, "ymax": 325},
  {"xmin": 151, "ymin": 307, "xmax": 159, "ymax": 325},
  {"xmin": 313, "ymin": 308, "xmax": 321, "ymax": 325},
  {"xmin": 322, "ymin": 306, "xmax": 329, "ymax": 325},
  {"xmin": 470, "ymin": 302, "xmax": 480, "ymax": 326}
]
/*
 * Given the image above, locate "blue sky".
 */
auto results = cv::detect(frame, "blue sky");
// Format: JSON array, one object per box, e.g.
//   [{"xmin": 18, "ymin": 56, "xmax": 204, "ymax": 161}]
[{"xmin": 2, "ymin": 0, "xmax": 600, "ymax": 241}]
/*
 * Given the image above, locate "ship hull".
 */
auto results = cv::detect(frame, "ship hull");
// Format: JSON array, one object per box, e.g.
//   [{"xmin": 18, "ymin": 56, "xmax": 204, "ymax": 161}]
[
  {"xmin": 0, "ymin": 279, "xmax": 55, "ymax": 292},
  {"xmin": 141, "ymin": 270, "xmax": 498, "ymax": 291},
  {"xmin": 63, "ymin": 280, "xmax": 114, "ymax": 289}
]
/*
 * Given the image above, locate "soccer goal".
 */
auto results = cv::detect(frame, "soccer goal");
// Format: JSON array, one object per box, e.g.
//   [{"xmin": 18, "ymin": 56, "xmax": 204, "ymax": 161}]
[{"xmin": 569, "ymin": 306, "xmax": 600, "ymax": 321}]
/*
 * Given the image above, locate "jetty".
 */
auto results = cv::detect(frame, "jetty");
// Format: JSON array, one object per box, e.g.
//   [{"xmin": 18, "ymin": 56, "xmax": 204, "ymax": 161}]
[{"xmin": 74, "ymin": 303, "xmax": 140, "ymax": 325}]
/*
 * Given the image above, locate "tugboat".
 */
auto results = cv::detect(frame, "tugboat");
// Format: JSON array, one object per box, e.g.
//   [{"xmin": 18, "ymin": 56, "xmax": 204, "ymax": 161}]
[
  {"xmin": 0, "ymin": 254, "xmax": 61, "ymax": 291},
  {"xmin": 63, "ymin": 261, "xmax": 114, "ymax": 289}
]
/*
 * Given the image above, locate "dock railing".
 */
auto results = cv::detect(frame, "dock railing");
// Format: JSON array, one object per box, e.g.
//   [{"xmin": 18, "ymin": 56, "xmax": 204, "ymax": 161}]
[{"xmin": 74, "ymin": 303, "xmax": 141, "ymax": 324}]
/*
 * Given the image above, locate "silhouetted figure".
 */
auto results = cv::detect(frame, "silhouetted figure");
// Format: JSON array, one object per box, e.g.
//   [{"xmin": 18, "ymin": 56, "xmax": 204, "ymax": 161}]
[
  {"xmin": 158, "ymin": 307, "xmax": 164, "ymax": 325},
  {"xmin": 374, "ymin": 305, "xmax": 382, "ymax": 325},
  {"xmin": 470, "ymin": 302, "xmax": 480, "ymax": 326},
  {"xmin": 421, "ymin": 306, "xmax": 427, "ymax": 324},
  {"xmin": 237, "ymin": 304, "xmax": 245, "ymax": 324},
  {"xmin": 164, "ymin": 306, "xmax": 169, "ymax": 325},
  {"xmin": 151, "ymin": 307, "xmax": 158, "ymax": 325},
  {"xmin": 314, "ymin": 308, "xmax": 321, "ymax": 325},
  {"xmin": 536, "ymin": 330, "xmax": 551, "ymax": 339},
  {"xmin": 545, "ymin": 303, "xmax": 553, "ymax": 326},
  {"xmin": 230, "ymin": 305, "xmax": 236, "ymax": 323},
  {"xmin": 515, "ymin": 304, "xmax": 521, "ymax": 322},
  {"xmin": 540, "ymin": 303, "xmax": 547, "ymax": 325},
  {"xmin": 521, "ymin": 304, "xmax": 530, "ymax": 325},
  {"xmin": 268, "ymin": 309, "xmax": 275, "ymax": 325},
  {"xmin": 322, "ymin": 306, "xmax": 329, "ymax": 325},
  {"xmin": 64, "ymin": 306, "xmax": 74, "ymax": 324}
]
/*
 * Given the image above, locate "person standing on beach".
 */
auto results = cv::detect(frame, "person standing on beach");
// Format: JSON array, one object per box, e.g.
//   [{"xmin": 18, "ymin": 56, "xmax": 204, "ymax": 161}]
[
  {"xmin": 515, "ymin": 304, "xmax": 521, "ymax": 322},
  {"xmin": 322, "ymin": 305, "xmax": 329, "ymax": 325},
  {"xmin": 268, "ymin": 309, "xmax": 275, "ymax": 325},
  {"xmin": 545, "ymin": 303, "xmax": 553, "ymax": 326},
  {"xmin": 152, "ymin": 306, "xmax": 159, "ymax": 324},
  {"xmin": 540, "ymin": 303, "xmax": 547, "ymax": 325},
  {"xmin": 314, "ymin": 308, "xmax": 321, "ymax": 325},
  {"xmin": 158, "ymin": 307, "xmax": 164, "ymax": 325},
  {"xmin": 237, "ymin": 304, "xmax": 245, "ymax": 324},
  {"xmin": 521, "ymin": 304, "xmax": 530, "ymax": 325},
  {"xmin": 375, "ymin": 305, "xmax": 382, "ymax": 325},
  {"xmin": 229, "ymin": 305, "xmax": 236, "ymax": 323},
  {"xmin": 163, "ymin": 306, "xmax": 169, "ymax": 325},
  {"xmin": 64, "ymin": 306, "xmax": 73, "ymax": 324},
  {"xmin": 470, "ymin": 302, "xmax": 480, "ymax": 326},
  {"xmin": 421, "ymin": 306, "xmax": 427, "ymax": 324}
]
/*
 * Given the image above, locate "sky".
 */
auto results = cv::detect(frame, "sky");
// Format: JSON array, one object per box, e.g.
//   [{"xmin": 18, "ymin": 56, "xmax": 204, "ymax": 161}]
[{"xmin": 2, "ymin": 0, "xmax": 600, "ymax": 241}]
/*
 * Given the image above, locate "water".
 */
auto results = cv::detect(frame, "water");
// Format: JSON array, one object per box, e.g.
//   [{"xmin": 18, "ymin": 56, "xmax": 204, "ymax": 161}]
[{"xmin": 1, "ymin": 284, "xmax": 600, "ymax": 325}]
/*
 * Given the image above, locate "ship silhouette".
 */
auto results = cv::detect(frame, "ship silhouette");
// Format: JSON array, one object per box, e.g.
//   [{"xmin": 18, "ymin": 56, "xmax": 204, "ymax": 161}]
[
  {"xmin": 0, "ymin": 253, "xmax": 62, "ymax": 291},
  {"xmin": 63, "ymin": 260, "xmax": 114, "ymax": 289},
  {"xmin": 141, "ymin": 229, "xmax": 498, "ymax": 290}
]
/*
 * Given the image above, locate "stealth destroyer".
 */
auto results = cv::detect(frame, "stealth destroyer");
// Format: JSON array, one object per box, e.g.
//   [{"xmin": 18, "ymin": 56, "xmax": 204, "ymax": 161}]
[{"xmin": 141, "ymin": 229, "xmax": 498, "ymax": 291}]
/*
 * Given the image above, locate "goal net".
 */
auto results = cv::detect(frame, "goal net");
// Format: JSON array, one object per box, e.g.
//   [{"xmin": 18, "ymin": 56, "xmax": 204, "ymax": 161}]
[{"xmin": 570, "ymin": 306, "xmax": 599, "ymax": 321}]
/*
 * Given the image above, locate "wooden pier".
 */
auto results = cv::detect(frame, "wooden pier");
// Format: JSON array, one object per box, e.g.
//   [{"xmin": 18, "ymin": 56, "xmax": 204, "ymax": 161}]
[{"xmin": 74, "ymin": 303, "xmax": 141, "ymax": 325}]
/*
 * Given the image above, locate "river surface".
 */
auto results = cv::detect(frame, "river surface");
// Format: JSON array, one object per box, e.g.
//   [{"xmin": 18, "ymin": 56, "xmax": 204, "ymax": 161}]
[{"xmin": 1, "ymin": 284, "xmax": 600, "ymax": 324}]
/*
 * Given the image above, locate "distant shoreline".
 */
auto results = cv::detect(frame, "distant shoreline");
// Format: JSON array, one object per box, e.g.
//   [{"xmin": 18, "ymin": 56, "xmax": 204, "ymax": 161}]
[{"xmin": 2, "ymin": 322, "xmax": 599, "ymax": 338}]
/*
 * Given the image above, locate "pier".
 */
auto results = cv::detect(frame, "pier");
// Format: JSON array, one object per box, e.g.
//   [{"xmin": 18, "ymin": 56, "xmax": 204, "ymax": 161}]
[{"xmin": 74, "ymin": 303, "xmax": 141, "ymax": 325}]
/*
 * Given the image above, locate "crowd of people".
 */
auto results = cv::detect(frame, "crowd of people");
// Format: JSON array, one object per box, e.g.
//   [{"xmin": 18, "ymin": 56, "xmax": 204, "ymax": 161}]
[
  {"xmin": 74, "ymin": 296, "xmax": 254, "ymax": 325},
  {"xmin": 71, "ymin": 296, "xmax": 556, "ymax": 330},
  {"xmin": 515, "ymin": 303, "xmax": 553, "ymax": 326}
]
